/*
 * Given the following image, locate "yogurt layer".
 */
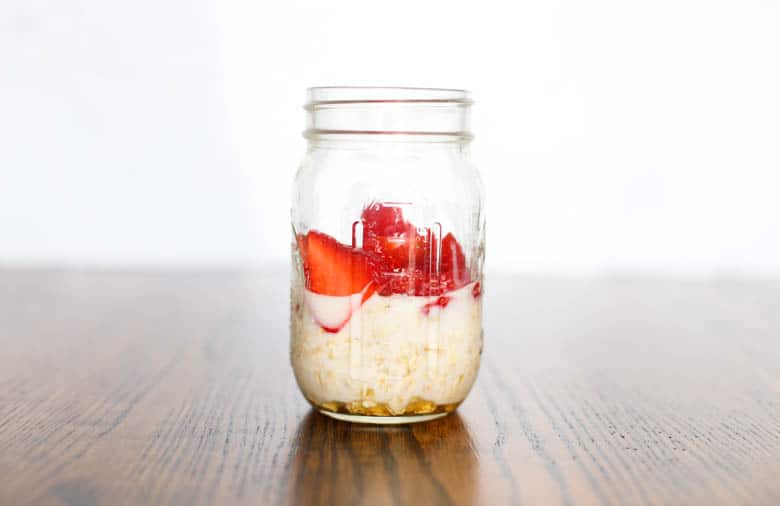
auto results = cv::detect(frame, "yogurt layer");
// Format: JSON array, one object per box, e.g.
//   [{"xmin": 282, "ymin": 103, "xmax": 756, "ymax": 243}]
[{"xmin": 290, "ymin": 282, "xmax": 483, "ymax": 414}]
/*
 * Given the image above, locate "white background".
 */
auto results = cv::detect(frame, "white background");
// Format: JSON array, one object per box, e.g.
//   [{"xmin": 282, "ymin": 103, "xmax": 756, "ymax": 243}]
[{"xmin": 2, "ymin": 0, "xmax": 779, "ymax": 275}]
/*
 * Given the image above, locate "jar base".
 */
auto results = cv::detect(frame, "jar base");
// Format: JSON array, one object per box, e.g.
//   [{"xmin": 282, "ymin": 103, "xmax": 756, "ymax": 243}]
[{"xmin": 318, "ymin": 409, "xmax": 450, "ymax": 424}]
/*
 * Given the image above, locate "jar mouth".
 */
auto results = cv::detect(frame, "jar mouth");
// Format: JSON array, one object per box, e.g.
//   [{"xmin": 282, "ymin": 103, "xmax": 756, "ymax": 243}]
[
  {"xmin": 304, "ymin": 87, "xmax": 473, "ymax": 139},
  {"xmin": 305, "ymin": 87, "xmax": 472, "ymax": 109}
]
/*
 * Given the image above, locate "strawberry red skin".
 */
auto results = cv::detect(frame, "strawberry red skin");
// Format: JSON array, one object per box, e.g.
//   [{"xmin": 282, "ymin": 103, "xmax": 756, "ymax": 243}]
[
  {"xmin": 362, "ymin": 202, "xmax": 424, "ymax": 270},
  {"xmin": 440, "ymin": 232, "xmax": 469, "ymax": 288},
  {"xmin": 421, "ymin": 296, "xmax": 451, "ymax": 315},
  {"xmin": 300, "ymin": 230, "xmax": 378, "ymax": 298},
  {"xmin": 361, "ymin": 203, "xmax": 471, "ymax": 296},
  {"xmin": 361, "ymin": 201, "xmax": 409, "ymax": 237},
  {"xmin": 368, "ymin": 233, "xmax": 435, "ymax": 274}
]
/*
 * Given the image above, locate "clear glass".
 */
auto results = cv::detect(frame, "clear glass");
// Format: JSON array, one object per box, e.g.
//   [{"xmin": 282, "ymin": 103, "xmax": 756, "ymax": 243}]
[{"xmin": 290, "ymin": 87, "xmax": 485, "ymax": 423}]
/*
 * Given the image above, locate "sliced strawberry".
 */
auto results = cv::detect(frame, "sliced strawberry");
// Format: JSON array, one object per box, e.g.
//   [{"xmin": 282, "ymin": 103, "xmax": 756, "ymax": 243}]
[
  {"xmin": 362, "ymin": 201, "xmax": 435, "ymax": 276},
  {"xmin": 421, "ymin": 296, "xmax": 451, "ymax": 315},
  {"xmin": 440, "ymin": 232, "xmax": 469, "ymax": 289},
  {"xmin": 380, "ymin": 232, "xmax": 470, "ymax": 295},
  {"xmin": 360, "ymin": 202, "xmax": 471, "ymax": 296},
  {"xmin": 362, "ymin": 202, "xmax": 415, "ymax": 269},
  {"xmin": 301, "ymin": 230, "xmax": 377, "ymax": 297},
  {"xmin": 370, "ymin": 232, "xmax": 435, "ymax": 272},
  {"xmin": 362, "ymin": 201, "xmax": 410, "ymax": 237}
]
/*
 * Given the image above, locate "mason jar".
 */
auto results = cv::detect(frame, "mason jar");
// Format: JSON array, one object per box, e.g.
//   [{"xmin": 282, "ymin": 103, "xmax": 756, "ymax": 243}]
[{"xmin": 290, "ymin": 87, "xmax": 485, "ymax": 423}]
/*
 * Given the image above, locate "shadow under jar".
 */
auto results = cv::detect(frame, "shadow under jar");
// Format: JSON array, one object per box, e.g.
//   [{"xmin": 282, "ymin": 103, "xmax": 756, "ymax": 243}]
[{"xmin": 290, "ymin": 87, "xmax": 485, "ymax": 424}]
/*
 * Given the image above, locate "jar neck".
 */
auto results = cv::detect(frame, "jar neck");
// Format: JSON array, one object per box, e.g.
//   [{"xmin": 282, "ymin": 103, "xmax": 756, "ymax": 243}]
[
  {"xmin": 304, "ymin": 87, "xmax": 473, "ymax": 143},
  {"xmin": 306, "ymin": 134, "xmax": 472, "ymax": 153}
]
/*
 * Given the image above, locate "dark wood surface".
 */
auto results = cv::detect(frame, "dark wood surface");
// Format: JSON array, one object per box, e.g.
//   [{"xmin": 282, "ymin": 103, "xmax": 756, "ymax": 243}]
[{"xmin": 1, "ymin": 270, "xmax": 780, "ymax": 506}]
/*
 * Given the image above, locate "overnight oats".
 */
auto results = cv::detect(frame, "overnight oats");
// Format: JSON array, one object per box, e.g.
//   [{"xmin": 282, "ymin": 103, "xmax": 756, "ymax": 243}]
[{"xmin": 291, "ymin": 87, "xmax": 485, "ymax": 423}]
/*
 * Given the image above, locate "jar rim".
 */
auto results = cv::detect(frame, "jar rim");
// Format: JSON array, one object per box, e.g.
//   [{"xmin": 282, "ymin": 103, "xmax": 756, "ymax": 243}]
[{"xmin": 305, "ymin": 86, "xmax": 472, "ymax": 109}]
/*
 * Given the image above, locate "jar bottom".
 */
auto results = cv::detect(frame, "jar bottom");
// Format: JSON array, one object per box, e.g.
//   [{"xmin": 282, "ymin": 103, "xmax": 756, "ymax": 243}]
[
  {"xmin": 319, "ymin": 410, "xmax": 450, "ymax": 424},
  {"xmin": 309, "ymin": 397, "xmax": 461, "ymax": 424}
]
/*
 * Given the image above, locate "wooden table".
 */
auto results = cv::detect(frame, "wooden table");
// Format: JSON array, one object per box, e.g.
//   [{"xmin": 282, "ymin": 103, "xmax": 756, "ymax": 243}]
[{"xmin": 1, "ymin": 270, "xmax": 779, "ymax": 505}]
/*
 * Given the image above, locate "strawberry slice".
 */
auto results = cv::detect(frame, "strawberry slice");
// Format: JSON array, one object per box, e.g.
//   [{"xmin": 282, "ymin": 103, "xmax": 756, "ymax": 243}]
[
  {"xmin": 361, "ymin": 201, "xmax": 410, "ymax": 237},
  {"xmin": 300, "ymin": 230, "xmax": 378, "ymax": 299},
  {"xmin": 440, "ymin": 232, "xmax": 469, "ymax": 289},
  {"xmin": 362, "ymin": 202, "xmax": 433, "ymax": 272},
  {"xmin": 360, "ymin": 202, "xmax": 471, "ymax": 296},
  {"xmin": 472, "ymin": 282, "xmax": 482, "ymax": 299},
  {"xmin": 362, "ymin": 202, "xmax": 416, "ymax": 270},
  {"xmin": 421, "ymin": 296, "xmax": 451, "ymax": 315},
  {"xmin": 370, "ymin": 232, "xmax": 435, "ymax": 272}
]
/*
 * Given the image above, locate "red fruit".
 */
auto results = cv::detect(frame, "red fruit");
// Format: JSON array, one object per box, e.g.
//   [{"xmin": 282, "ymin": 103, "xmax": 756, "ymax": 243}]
[
  {"xmin": 421, "ymin": 296, "xmax": 451, "ymax": 315},
  {"xmin": 300, "ymin": 230, "xmax": 378, "ymax": 298},
  {"xmin": 440, "ymin": 232, "xmax": 469, "ymax": 289},
  {"xmin": 361, "ymin": 201, "xmax": 409, "ymax": 237},
  {"xmin": 360, "ymin": 202, "xmax": 471, "ymax": 296},
  {"xmin": 362, "ymin": 202, "xmax": 434, "ymax": 280},
  {"xmin": 472, "ymin": 282, "xmax": 482, "ymax": 299},
  {"xmin": 373, "ymin": 232, "xmax": 436, "ymax": 272},
  {"xmin": 320, "ymin": 324, "xmax": 343, "ymax": 334},
  {"xmin": 362, "ymin": 202, "xmax": 418, "ymax": 269}
]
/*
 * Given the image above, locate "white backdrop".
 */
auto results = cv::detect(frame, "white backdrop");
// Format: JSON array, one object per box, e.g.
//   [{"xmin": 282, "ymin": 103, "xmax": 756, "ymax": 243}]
[{"xmin": 2, "ymin": 0, "xmax": 779, "ymax": 275}]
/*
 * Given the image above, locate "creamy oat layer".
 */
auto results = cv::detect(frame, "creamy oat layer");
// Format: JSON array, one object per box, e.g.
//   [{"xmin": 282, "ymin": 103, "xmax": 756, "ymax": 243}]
[{"xmin": 290, "ymin": 282, "xmax": 483, "ymax": 415}]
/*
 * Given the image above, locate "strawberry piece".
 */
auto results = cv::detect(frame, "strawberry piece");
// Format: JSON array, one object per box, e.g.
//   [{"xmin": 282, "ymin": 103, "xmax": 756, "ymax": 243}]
[
  {"xmin": 300, "ymin": 230, "xmax": 378, "ymax": 297},
  {"xmin": 421, "ymin": 296, "xmax": 451, "ymax": 315},
  {"xmin": 362, "ymin": 201, "xmax": 409, "ymax": 237},
  {"xmin": 361, "ymin": 202, "xmax": 419, "ymax": 270},
  {"xmin": 472, "ymin": 282, "xmax": 482, "ymax": 299},
  {"xmin": 440, "ymin": 232, "xmax": 469, "ymax": 289},
  {"xmin": 361, "ymin": 202, "xmax": 434, "ymax": 283},
  {"xmin": 381, "ymin": 232, "xmax": 470, "ymax": 295},
  {"xmin": 370, "ymin": 233, "xmax": 435, "ymax": 272},
  {"xmin": 360, "ymin": 202, "xmax": 471, "ymax": 296}
]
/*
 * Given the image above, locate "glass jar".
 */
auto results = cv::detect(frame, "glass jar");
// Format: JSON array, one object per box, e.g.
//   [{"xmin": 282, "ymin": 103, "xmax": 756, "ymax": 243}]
[{"xmin": 290, "ymin": 87, "xmax": 485, "ymax": 423}]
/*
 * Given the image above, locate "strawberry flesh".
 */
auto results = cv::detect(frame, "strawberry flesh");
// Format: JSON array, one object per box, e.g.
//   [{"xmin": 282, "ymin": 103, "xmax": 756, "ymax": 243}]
[
  {"xmin": 440, "ymin": 232, "xmax": 469, "ymax": 289},
  {"xmin": 421, "ymin": 296, "xmax": 451, "ymax": 315},
  {"xmin": 300, "ymin": 230, "xmax": 379, "ymax": 298},
  {"xmin": 361, "ymin": 203, "xmax": 470, "ymax": 296},
  {"xmin": 321, "ymin": 324, "xmax": 344, "ymax": 334}
]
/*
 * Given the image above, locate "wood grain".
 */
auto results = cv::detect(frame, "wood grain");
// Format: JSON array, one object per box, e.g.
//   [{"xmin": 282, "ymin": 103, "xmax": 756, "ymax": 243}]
[{"xmin": 1, "ymin": 270, "xmax": 779, "ymax": 505}]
